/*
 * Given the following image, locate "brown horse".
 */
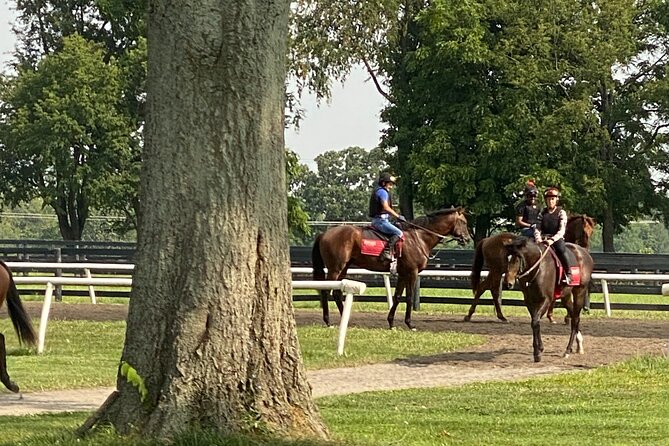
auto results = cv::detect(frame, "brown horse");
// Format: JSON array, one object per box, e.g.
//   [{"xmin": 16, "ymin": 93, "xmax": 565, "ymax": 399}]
[
  {"xmin": 312, "ymin": 208, "xmax": 471, "ymax": 330},
  {"xmin": 0, "ymin": 261, "xmax": 37, "ymax": 392},
  {"xmin": 467, "ymin": 214, "xmax": 595, "ymax": 322},
  {"xmin": 503, "ymin": 237, "xmax": 594, "ymax": 362}
]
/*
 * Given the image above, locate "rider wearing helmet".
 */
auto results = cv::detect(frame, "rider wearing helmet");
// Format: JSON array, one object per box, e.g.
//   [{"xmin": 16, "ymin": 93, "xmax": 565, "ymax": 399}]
[
  {"xmin": 515, "ymin": 180, "xmax": 539, "ymax": 237},
  {"xmin": 534, "ymin": 187, "xmax": 574, "ymax": 285},
  {"xmin": 369, "ymin": 172, "xmax": 406, "ymax": 267}
]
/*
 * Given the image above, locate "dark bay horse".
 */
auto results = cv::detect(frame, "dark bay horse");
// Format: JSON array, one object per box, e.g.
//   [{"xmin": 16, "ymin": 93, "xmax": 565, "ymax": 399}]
[
  {"xmin": 467, "ymin": 214, "xmax": 595, "ymax": 322},
  {"xmin": 312, "ymin": 208, "xmax": 471, "ymax": 330},
  {"xmin": 503, "ymin": 237, "xmax": 594, "ymax": 362},
  {"xmin": 0, "ymin": 261, "xmax": 37, "ymax": 392}
]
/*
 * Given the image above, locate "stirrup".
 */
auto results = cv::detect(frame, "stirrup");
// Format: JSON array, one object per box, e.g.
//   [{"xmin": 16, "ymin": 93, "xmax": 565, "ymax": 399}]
[{"xmin": 389, "ymin": 258, "xmax": 398, "ymax": 275}]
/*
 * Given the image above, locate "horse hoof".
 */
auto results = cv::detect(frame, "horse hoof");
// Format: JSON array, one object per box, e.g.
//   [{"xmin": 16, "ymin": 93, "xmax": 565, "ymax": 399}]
[
  {"xmin": 563, "ymin": 352, "xmax": 570, "ymax": 358},
  {"xmin": 463, "ymin": 315, "xmax": 471, "ymax": 322},
  {"xmin": 548, "ymin": 319, "xmax": 556, "ymax": 325},
  {"xmin": 498, "ymin": 317, "xmax": 509, "ymax": 323},
  {"xmin": 6, "ymin": 381, "xmax": 19, "ymax": 393},
  {"xmin": 533, "ymin": 356, "xmax": 541, "ymax": 363}
]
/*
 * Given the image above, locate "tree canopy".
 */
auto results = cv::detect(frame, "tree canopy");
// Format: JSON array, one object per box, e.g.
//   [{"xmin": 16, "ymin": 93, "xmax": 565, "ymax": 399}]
[{"xmin": 0, "ymin": 34, "xmax": 137, "ymax": 240}]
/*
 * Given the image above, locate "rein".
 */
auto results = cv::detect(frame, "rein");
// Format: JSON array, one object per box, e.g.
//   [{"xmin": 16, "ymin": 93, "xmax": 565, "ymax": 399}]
[
  {"xmin": 404, "ymin": 220, "xmax": 459, "ymax": 243},
  {"xmin": 517, "ymin": 244, "xmax": 551, "ymax": 280}
]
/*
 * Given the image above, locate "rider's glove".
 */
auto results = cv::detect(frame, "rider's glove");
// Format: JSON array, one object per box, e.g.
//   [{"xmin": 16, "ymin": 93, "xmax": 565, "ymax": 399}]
[
  {"xmin": 530, "ymin": 224, "xmax": 536, "ymax": 229},
  {"xmin": 397, "ymin": 215, "xmax": 407, "ymax": 223}
]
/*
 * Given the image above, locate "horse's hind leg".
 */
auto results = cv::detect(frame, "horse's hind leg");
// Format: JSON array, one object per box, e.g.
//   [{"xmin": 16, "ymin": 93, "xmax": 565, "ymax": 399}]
[
  {"xmin": 403, "ymin": 273, "xmax": 419, "ymax": 331},
  {"xmin": 320, "ymin": 290, "xmax": 332, "ymax": 327},
  {"xmin": 564, "ymin": 290, "xmax": 585, "ymax": 357},
  {"xmin": 333, "ymin": 290, "xmax": 344, "ymax": 316},
  {"xmin": 0, "ymin": 333, "xmax": 19, "ymax": 393},
  {"xmin": 490, "ymin": 274, "xmax": 507, "ymax": 322},
  {"xmin": 387, "ymin": 280, "xmax": 406, "ymax": 329}
]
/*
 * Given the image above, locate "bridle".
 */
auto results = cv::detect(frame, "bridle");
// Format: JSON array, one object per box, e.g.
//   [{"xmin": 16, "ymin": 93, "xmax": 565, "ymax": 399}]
[
  {"xmin": 515, "ymin": 243, "xmax": 551, "ymax": 283},
  {"xmin": 404, "ymin": 218, "xmax": 467, "ymax": 245}
]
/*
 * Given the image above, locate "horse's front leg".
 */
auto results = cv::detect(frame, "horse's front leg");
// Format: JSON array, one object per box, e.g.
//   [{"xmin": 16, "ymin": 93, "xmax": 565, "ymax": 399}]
[
  {"xmin": 564, "ymin": 290, "xmax": 585, "ymax": 357},
  {"xmin": 404, "ymin": 274, "xmax": 419, "ymax": 331},
  {"xmin": 0, "ymin": 334, "xmax": 19, "ymax": 393},
  {"xmin": 529, "ymin": 297, "xmax": 552, "ymax": 362},
  {"xmin": 387, "ymin": 279, "xmax": 406, "ymax": 329}
]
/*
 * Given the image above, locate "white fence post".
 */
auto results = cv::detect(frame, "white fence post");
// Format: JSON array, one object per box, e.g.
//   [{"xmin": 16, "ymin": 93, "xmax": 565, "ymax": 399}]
[{"xmin": 38, "ymin": 282, "xmax": 54, "ymax": 354}]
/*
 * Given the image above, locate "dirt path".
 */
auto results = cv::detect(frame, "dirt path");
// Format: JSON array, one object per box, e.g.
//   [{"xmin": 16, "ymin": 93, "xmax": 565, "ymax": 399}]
[{"xmin": 0, "ymin": 303, "xmax": 667, "ymax": 415}]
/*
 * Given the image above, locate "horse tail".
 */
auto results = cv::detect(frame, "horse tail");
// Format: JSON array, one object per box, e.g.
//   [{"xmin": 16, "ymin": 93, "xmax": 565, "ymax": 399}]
[
  {"xmin": 471, "ymin": 238, "xmax": 485, "ymax": 292},
  {"xmin": 2, "ymin": 262, "xmax": 37, "ymax": 347},
  {"xmin": 312, "ymin": 234, "xmax": 326, "ymax": 281}
]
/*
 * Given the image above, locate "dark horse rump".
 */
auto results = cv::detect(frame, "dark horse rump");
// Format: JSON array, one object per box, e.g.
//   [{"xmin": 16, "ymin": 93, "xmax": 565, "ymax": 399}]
[{"xmin": 312, "ymin": 208, "xmax": 471, "ymax": 329}]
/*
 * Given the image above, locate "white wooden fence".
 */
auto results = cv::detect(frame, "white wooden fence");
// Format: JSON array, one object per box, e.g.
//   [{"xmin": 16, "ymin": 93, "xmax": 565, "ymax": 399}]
[{"xmin": 5, "ymin": 262, "xmax": 669, "ymax": 354}]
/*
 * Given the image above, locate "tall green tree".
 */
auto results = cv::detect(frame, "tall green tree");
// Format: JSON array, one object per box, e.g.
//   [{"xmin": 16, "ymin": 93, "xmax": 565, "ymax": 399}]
[
  {"xmin": 9, "ymin": 0, "xmax": 147, "ymax": 231},
  {"xmin": 296, "ymin": 146, "xmax": 391, "ymax": 221},
  {"xmin": 383, "ymin": 0, "xmax": 669, "ymax": 249},
  {"xmin": 290, "ymin": 0, "xmax": 426, "ymax": 217},
  {"xmin": 0, "ymin": 35, "xmax": 137, "ymax": 240}
]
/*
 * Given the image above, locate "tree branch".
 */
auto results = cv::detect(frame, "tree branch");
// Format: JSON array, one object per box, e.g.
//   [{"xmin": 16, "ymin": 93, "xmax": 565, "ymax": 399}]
[{"xmin": 362, "ymin": 57, "xmax": 390, "ymax": 101}]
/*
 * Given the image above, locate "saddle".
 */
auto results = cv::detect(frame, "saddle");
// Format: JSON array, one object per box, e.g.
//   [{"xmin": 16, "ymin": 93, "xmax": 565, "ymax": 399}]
[
  {"xmin": 547, "ymin": 248, "xmax": 581, "ymax": 299},
  {"xmin": 360, "ymin": 227, "xmax": 403, "ymax": 259}
]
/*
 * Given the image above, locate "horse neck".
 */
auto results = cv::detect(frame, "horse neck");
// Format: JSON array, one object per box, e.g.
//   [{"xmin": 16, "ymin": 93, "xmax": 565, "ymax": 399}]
[{"xmin": 423, "ymin": 214, "xmax": 457, "ymax": 239}]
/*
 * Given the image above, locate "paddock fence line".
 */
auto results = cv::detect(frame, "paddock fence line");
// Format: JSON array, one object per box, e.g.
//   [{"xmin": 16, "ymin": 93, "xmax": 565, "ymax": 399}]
[
  {"xmin": 13, "ymin": 275, "xmax": 366, "ymax": 356},
  {"xmin": 7, "ymin": 262, "xmax": 669, "ymax": 317}
]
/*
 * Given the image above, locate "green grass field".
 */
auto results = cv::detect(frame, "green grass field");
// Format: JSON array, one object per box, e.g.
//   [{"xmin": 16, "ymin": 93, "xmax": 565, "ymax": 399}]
[{"xmin": 1, "ymin": 356, "xmax": 667, "ymax": 446}]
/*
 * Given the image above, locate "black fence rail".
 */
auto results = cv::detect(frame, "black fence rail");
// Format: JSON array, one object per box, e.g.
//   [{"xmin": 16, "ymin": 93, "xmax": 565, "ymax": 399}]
[{"xmin": 4, "ymin": 240, "xmax": 669, "ymax": 297}]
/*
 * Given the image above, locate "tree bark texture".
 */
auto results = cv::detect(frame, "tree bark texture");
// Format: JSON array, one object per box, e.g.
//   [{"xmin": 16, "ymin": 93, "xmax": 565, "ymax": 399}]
[{"xmin": 98, "ymin": 0, "xmax": 328, "ymax": 439}]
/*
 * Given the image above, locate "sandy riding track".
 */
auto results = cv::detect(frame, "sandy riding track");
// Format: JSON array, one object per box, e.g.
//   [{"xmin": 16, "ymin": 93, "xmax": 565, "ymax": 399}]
[{"xmin": 0, "ymin": 303, "xmax": 666, "ymax": 415}]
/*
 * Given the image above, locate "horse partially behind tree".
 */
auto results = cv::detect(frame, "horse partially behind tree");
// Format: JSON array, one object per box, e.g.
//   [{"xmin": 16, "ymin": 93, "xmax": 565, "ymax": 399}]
[
  {"xmin": 312, "ymin": 207, "xmax": 471, "ymax": 330},
  {"xmin": 467, "ymin": 214, "xmax": 595, "ymax": 322},
  {"xmin": 503, "ymin": 237, "xmax": 594, "ymax": 362},
  {"xmin": 0, "ymin": 261, "xmax": 37, "ymax": 392}
]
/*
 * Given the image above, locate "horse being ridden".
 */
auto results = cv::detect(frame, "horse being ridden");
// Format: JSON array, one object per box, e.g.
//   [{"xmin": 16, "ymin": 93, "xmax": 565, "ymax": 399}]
[
  {"xmin": 0, "ymin": 261, "xmax": 37, "ymax": 392},
  {"xmin": 467, "ymin": 214, "xmax": 595, "ymax": 322},
  {"xmin": 312, "ymin": 208, "xmax": 471, "ymax": 330},
  {"xmin": 503, "ymin": 237, "xmax": 594, "ymax": 362}
]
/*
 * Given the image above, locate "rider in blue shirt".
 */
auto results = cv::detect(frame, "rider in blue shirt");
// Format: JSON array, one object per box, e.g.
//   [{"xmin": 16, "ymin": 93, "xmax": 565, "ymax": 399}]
[{"xmin": 369, "ymin": 172, "xmax": 406, "ymax": 262}]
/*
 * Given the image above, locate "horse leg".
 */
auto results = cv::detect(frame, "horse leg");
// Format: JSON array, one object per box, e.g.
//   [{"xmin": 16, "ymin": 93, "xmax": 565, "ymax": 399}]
[
  {"xmin": 564, "ymin": 291, "xmax": 585, "ymax": 357},
  {"xmin": 530, "ymin": 298, "xmax": 552, "ymax": 362},
  {"xmin": 546, "ymin": 298, "xmax": 556, "ymax": 324},
  {"xmin": 466, "ymin": 272, "xmax": 506, "ymax": 322},
  {"xmin": 0, "ymin": 333, "xmax": 19, "ymax": 393},
  {"xmin": 320, "ymin": 290, "xmax": 332, "ymax": 326},
  {"xmin": 404, "ymin": 273, "xmax": 419, "ymax": 331},
  {"xmin": 490, "ymin": 274, "xmax": 507, "ymax": 322},
  {"xmin": 387, "ymin": 279, "xmax": 406, "ymax": 330},
  {"xmin": 333, "ymin": 290, "xmax": 344, "ymax": 316}
]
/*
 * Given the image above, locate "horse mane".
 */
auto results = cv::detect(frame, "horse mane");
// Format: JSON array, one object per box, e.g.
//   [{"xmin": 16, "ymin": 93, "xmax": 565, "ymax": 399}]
[{"xmin": 412, "ymin": 207, "xmax": 463, "ymax": 226}]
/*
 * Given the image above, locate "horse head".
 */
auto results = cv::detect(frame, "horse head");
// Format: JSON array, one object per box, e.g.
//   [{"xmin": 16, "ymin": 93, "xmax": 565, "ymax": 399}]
[
  {"xmin": 566, "ymin": 214, "xmax": 597, "ymax": 249},
  {"xmin": 452, "ymin": 207, "xmax": 471, "ymax": 245},
  {"xmin": 502, "ymin": 237, "xmax": 537, "ymax": 289}
]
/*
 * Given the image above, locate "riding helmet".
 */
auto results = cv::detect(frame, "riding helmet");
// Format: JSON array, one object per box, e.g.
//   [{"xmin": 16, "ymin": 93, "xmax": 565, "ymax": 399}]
[
  {"xmin": 524, "ymin": 180, "xmax": 538, "ymax": 197},
  {"xmin": 379, "ymin": 172, "xmax": 397, "ymax": 185},
  {"xmin": 544, "ymin": 187, "xmax": 560, "ymax": 198}
]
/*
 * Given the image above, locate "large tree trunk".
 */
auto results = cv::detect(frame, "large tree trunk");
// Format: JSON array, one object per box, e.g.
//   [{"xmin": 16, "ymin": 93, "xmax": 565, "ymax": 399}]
[
  {"xmin": 602, "ymin": 202, "xmax": 616, "ymax": 252},
  {"xmin": 94, "ymin": 0, "xmax": 328, "ymax": 440}
]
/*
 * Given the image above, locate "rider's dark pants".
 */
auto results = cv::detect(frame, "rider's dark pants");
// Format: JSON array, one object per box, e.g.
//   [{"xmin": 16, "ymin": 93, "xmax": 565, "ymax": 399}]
[{"xmin": 551, "ymin": 238, "xmax": 573, "ymax": 274}]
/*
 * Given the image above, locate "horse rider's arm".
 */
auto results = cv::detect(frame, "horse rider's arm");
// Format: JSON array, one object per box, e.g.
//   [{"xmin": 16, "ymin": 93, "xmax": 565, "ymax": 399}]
[
  {"xmin": 534, "ymin": 214, "xmax": 543, "ymax": 243},
  {"xmin": 516, "ymin": 214, "xmax": 530, "ymax": 228},
  {"xmin": 381, "ymin": 199, "xmax": 400, "ymax": 219},
  {"xmin": 549, "ymin": 209, "xmax": 568, "ymax": 242}
]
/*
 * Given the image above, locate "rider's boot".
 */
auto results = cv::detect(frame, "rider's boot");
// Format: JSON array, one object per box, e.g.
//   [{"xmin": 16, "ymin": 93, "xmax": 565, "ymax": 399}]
[{"xmin": 388, "ymin": 235, "xmax": 401, "ymax": 258}]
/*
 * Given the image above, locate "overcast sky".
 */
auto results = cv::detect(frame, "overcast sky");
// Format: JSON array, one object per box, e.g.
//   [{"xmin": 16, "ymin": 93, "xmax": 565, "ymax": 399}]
[{"xmin": 0, "ymin": 2, "xmax": 386, "ymax": 170}]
